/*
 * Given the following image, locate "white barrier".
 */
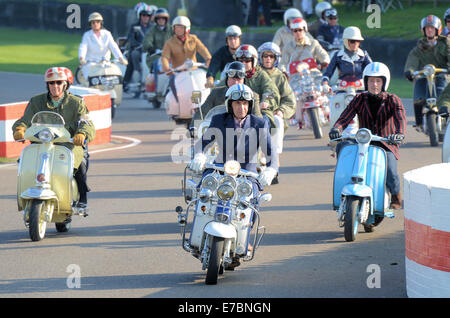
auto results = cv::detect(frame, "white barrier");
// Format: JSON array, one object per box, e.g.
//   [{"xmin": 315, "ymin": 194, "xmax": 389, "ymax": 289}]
[{"xmin": 403, "ymin": 163, "xmax": 450, "ymax": 297}]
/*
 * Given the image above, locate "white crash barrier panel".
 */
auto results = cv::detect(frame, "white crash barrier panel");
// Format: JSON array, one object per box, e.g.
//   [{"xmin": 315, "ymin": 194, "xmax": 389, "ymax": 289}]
[
  {"xmin": 403, "ymin": 163, "xmax": 450, "ymax": 297},
  {"xmin": 0, "ymin": 85, "xmax": 111, "ymax": 158}
]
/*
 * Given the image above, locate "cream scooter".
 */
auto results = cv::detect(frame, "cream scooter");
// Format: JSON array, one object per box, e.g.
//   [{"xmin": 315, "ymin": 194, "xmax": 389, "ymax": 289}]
[
  {"xmin": 76, "ymin": 58, "xmax": 124, "ymax": 119},
  {"xmin": 16, "ymin": 111, "xmax": 87, "ymax": 241}
]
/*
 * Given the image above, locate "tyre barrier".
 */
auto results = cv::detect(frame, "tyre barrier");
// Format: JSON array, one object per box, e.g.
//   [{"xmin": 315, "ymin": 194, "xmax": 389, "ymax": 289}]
[
  {"xmin": 404, "ymin": 163, "xmax": 450, "ymax": 297},
  {"xmin": 0, "ymin": 86, "xmax": 111, "ymax": 159}
]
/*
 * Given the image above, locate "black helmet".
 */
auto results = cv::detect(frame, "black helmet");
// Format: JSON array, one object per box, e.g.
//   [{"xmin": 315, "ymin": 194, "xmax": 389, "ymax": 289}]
[{"xmin": 224, "ymin": 61, "xmax": 246, "ymax": 85}]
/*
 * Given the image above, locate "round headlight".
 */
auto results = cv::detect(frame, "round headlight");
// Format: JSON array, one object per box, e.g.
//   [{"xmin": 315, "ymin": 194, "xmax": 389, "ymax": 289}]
[
  {"xmin": 219, "ymin": 175, "xmax": 236, "ymax": 188},
  {"xmin": 423, "ymin": 65, "xmax": 435, "ymax": 77},
  {"xmin": 201, "ymin": 175, "xmax": 218, "ymax": 191},
  {"xmin": 237, "ymin": 181, "xmax": 252, "ymax": 197},
  {"xmin": 38, "ymin": 129, "xmax": 54, "ymax": 143},
  {"xmin": 92, "ymin": 78, "xmax": 99, "ymax": 85},
  {"xmin": 356, "ymin": 129, "xmax": 371, "ymax": 144},
  {"xmin": 217, "ymin": 184, "xmax": 235, "ymax": 201}
]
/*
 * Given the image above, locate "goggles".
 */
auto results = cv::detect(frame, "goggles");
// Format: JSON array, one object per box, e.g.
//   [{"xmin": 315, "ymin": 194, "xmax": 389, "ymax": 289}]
[
  {"xmin": 229, "ymin": 90, "xmax": 253, "ymax": 101},
  {"xmin": 226, "ymin": 69, "xmax": 246, "ymax": 79},
  {"xmin": 235, "ymin": 50, "xmax": 253, "ymax": 59}
]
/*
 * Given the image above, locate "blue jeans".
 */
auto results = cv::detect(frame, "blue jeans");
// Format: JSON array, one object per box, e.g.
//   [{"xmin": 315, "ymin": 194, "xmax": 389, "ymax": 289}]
[{"xmin": 413, "ymin": 76, "xmax": 448, "ymax": 125}]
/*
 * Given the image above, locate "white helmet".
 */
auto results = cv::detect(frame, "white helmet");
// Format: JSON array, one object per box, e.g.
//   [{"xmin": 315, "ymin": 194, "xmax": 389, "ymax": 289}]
[
  {"xmin": 137, "ymin": 4, "xmax": 153, "ymax": 19},
  {"xmin": 343, "ymin": 26, "xmax": 364, "ymax": 49},
  {"xmin": 315, "ymin": 1, "xmax": 332, "ymax": 19},
  {"xmin": 283, "ymin": 8, "xmax": 303, "ymax": 26},
  {"xmin": 225, "ymin": 25, "xmax": 242, "ymax": 37},
  {"xmin": 173, "ymin": 16, "xmax": 191, "ymax": 33},
  {"xmin": 290, "ymin": 18, "xmax": 308, "ymax": 32},
  {"xmin": 363, "ymin": 62, "xmax": 391, "ymax": 92},
  {"xmin": 88, "ymin": 12, "xmax": 103, "ymax": 23},
  {"xmin": 225, "ymin": 84, "xmax": 254, "ymax": 114},
  {"xmin": 257, "ymin": 42, "xmax": 281, "ymax": 67}
]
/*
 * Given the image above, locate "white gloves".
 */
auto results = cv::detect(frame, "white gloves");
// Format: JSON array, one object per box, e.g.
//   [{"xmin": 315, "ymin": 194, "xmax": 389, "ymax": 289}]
[
  {"xmin": 189, "ymin": 153, "xmax": 207, "ymax": 173},
  {"xmin": 258, "ymin": 167, "xmax": 277, "ymax": 187}
]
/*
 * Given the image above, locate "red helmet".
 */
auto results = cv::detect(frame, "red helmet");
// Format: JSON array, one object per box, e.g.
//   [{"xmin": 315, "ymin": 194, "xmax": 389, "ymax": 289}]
[
  {"xmin": 62, "ymin": 67, "xmax": 74, "ymax": 85},
  {"xmin": 290, "ymin": 18, "xmax": 308, "ymax": 32},
  {"xmin": 45, "ymin": 67, "xmax": 68, "ymax": 82}
]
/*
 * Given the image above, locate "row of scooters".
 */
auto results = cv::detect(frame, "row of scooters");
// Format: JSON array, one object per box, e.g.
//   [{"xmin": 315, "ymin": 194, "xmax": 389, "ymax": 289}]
[{"xmin": 14, "ymin": 59, "xmax": 450, "ymax": 285}]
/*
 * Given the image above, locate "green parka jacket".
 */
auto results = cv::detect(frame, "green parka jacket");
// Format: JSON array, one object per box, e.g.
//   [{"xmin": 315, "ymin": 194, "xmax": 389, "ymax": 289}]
[
  {"xmin": 404, "ymin": 35, "xmax": 450, "ymax": 74},
  {"xmin": 142, "ymin": 25, "xmax": 172, "ymax": 69},
  {"xmin": 261, "ymin": 67, "xmax": 296, "ymax": 130},
  {"xmin": 12, "ymin": 91, "xmax": 96, "ymax": 168}
]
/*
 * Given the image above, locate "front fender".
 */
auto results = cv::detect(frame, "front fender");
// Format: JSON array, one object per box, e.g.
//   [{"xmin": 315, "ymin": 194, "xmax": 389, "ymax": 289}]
[
  {"xmin": 21, "ymin": 188, "xmax": 57, "ymax": 200},
  {"xmin": 341, "ymin": 183, "xmax": 372, "ymax": 198},
  {"xmin": 204, "ymin": 222, "xmax": 236, "ymax": 239}
]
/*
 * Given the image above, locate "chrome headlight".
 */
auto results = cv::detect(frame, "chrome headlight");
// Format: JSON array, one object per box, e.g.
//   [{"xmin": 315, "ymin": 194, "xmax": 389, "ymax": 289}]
[
  {"xmin": 38, "ymin": 129, "xmax": 54, "ymax": 143},
  {"xmin": 355, "ymin": 129, "xmax": 371, "ymax": 144},
  {"xmin": 423, "ymin": 65, "xmax": 435, "ymax": 77},
  {"xmin": 201, "ymin": 175, "xmax": 218, "ymax": 191},
  {"xmin": 237, "ymin": 180, "xmax": 252, "ymax": 197},
  {"xmin": 217, "ymin": 184, "xmax": 235, "ymax": 201},
  {"xmin": 219, "ymin": 175, "xmax": 237, "ymax": 188}
]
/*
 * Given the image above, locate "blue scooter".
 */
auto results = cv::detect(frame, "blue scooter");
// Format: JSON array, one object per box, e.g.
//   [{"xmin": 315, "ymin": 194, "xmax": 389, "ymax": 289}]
[{"xmin": 332, "ymin": 128, "xmax": 397, "ymax": 242}]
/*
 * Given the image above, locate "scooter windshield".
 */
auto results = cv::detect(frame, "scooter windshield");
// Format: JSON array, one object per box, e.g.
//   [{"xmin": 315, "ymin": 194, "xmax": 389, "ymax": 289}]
[
  {"xmin": 31, "ymin": 111, "xmax": 66, "ymax": 127},
  {"xmin": 204, "ymin": 105, "xmax": 227, "ymax": 121}
]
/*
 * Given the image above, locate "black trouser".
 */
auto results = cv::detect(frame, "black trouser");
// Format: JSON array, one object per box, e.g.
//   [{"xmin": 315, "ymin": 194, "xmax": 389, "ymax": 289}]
[
  {"xmin": 74, "ymin": 149, "xmax": 90, "ymax": 203},
  {"xmin": 123, "ymin": 48, "xmax": 142, "ymax": 84}
]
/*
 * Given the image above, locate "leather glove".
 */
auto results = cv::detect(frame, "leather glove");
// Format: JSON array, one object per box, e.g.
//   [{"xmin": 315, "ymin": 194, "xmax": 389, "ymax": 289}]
[
  {"xmin": 329, "ymin": 127, "xmax": 341, "ymax": 140},
  {"xmin": 404, "ymin": 70, "xmax": 413, "ymax": 82},
  {"xmin": 205, "ymin": 76, "xmax": 215, "ymax": 88},
  {"xmin": 388, "ymin": 134, "xmax": 404, "ymax": 145},
  {"xmin": 13, "ymin": 126, "xmax": 26, "ymax": 141},
  {"xmin": 73, "ymin": 133, "xmax": 86, "ymax": 146},
  {"xmin": 189, "ymin": 153, "xmax": 207, "ymax": 173},
  {"xmin": 258, "ymin": 167, "xmax": 277, "ymax": 187}
]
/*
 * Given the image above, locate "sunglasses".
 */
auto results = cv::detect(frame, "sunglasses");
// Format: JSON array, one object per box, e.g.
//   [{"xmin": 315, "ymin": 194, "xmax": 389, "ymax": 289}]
[
  {"xmin": 238, "ymin": 58, "xmax": 253, "ymax": 63},
  {"xmin": 292, "ymin": 29, "xmax": 304, "ymax": 33},
  {"xmin": 262, "ymin": 54, "xmax": 276, "ymax": 59},
  {"xmin": 48, "ymin": 81, "xmax": 64, "ymax": 85},
  {"xmin": 348, "ymin": 40, "xmax": 361, "ymax": 44},
  {"xmin": 226, "ymin": 70, "xmax": 246, "ymax": 79}
]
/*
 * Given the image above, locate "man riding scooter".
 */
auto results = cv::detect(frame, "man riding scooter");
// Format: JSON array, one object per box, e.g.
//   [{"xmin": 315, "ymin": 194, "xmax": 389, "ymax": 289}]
[
  {"xmin": 404, "ymin": 15, "xmax": 449, "ymax": 131},
  {"xmin": 123, "ymin": 4, "xmax": 153, "ymax": 92},
  {"xmin": 205, "ymin": 25, "xmax": 242, "ymax": 88},
  {"xmin": 329, "ymin": 62, "xmax": 407, "ymax": 214},
  {"xmin": 12, "ymin": 67, "xmax": 96, "ymax": 210},
  {"xmin": 78, "ymin": 12, "xmax": 128, "ymax": 82}
]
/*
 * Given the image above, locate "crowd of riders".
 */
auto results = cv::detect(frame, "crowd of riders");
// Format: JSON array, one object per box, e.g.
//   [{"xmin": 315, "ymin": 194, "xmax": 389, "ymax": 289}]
[{"xmin": 12, "ymin": 2, "xmax": 450, "ymax": 210}]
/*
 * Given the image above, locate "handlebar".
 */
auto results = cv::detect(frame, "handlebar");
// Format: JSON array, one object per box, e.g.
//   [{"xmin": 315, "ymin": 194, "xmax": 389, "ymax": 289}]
[{"xmin": 204, "ymin": 163, "xmax": 259, "ymax": 179}]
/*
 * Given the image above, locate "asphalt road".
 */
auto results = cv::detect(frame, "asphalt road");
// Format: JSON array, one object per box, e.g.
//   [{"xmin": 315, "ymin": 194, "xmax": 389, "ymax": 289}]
[{"xmin": 0, "ymin": 72, "xmax": 444, "ymax": 302}]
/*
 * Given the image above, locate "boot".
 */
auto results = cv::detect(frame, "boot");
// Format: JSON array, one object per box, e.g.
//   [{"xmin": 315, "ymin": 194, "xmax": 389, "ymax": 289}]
[{"xmin": 390, "ymin": 193, "xmax": 402, "ymax": 210}]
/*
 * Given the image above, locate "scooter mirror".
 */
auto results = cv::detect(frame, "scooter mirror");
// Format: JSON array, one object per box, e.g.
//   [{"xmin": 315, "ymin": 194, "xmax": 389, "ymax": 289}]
[{"xmin": 258, "ymin": 193, "xmax": 272, "ymax": 205}]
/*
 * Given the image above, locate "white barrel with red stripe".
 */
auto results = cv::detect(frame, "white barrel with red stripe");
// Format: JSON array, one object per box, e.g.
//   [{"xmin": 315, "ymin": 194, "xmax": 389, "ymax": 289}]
[
  {"xmin": 403, "ymin": 163, "xmax": 450, "ymax": 297},
  {"xmin": 0, "ymin": 86, "xmax": 111, "ymax": 158}
]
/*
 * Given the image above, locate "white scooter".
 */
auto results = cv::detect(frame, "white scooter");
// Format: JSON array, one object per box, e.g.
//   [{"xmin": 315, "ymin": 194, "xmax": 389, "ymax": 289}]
[
  {"xmin": 176, "ymin": 160, "xmax": 271, "ymax": 285},
  {"xmin": 166, "ymin": 59, "xmax": 210, "ymax": 128},
  {"xmin": 75, "ymin": 59, "xmax": 123, "ymax": 119}
]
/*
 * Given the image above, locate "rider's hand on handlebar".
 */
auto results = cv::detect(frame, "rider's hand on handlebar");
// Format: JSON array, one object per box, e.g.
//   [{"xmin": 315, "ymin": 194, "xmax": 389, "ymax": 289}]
[
  {"xmin": 73, "ymin": 133, "xmax": 86, "ymax": 146},
  {"xmin": 260, "ymin": 101, "xmax": 269, "ymax": 110},
  {"xmin": 388, "ymin": 133, "xmax": 404, "ymax": 145},
  {"xmin": 329, "ymin": 127, "xmax": 341, "ymax": 140},
  {"xmin": 404, "ymin": 70, "xmax": 414, "ymax": 82},
  {"xmin": 119, "ymin": 57, "xmax": 128, "ymax": 66},
  {"xmin": 258, "ymin": 167, "xmax": 277, "ymax": 187},
  {"xmin": 205, "ymin": 76, "xmax": 215, "ymax": 88},
  {"xmin": 189, "ymin": 153, "xmax": 207, "ymax": 173},
  {"xmin": 13, "ymin": 126, "xmax": 26, "ymax": 141},
  {"xmin": 79, "ymin": 57, "xmax": 87, "ymax": 65}
]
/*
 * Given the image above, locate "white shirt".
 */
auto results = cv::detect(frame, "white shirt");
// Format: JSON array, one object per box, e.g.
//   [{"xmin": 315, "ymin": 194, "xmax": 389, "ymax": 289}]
[{"xmin": 78, "ymin": 29, "xmax": 124, "ymax": 63}]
